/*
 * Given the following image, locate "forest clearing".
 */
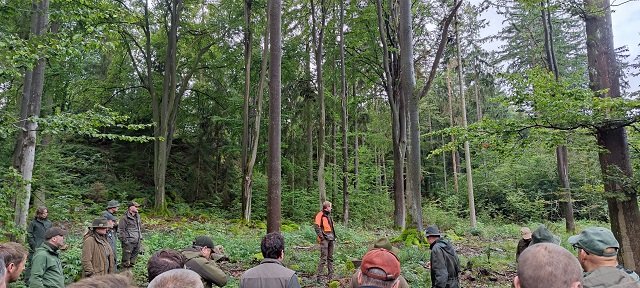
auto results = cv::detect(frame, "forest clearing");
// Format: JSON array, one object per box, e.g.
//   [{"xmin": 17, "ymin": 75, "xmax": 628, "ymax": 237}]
[{"xmin": 2, "ymin": 0, "xmax": 639, "ymax": 287}]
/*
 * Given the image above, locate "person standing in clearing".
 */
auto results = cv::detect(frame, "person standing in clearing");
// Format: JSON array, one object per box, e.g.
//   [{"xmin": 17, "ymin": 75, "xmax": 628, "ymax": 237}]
[
  {"xmin": 25, "ymin": 207, "xmax": 52, "ymax": 281},
  {"xmin": 314, "ymin": 201, "xmax": 336, "ymax": 282},
  {"xmin": 118, "ymin": 201, "xmax": 142, "ymax": 268},
  {"xmin": 425, "ymin": 225, "xmax": 460, "ymax": 288},
  {"xmin": 102, "ymin": 200, "xmax": 119, "ymax": 269},
  {"xmin": 516, "ymin": 227, "xmax": 532, "ymax": 262},
  {"xmin": 81, "ymin": 217, "xmax": 115, "ymax": 277}
]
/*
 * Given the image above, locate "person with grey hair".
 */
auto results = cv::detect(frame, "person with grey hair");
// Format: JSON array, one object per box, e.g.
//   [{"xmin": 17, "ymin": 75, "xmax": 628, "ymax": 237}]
[
  {"xmin": 514, "ymin": 243, "xmax": 582, "ymax": 288},
  {"xmin": 148, "ymin": 269, "xmax": 204, "ymax": 288}
]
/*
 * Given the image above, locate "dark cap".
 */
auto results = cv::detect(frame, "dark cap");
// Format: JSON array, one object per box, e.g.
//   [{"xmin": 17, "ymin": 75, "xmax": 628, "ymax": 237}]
[
  {"xmin": 107, "ymin": 200, "xmax": 120, "ymax": 209},
  {"xmin": 127, "ymin": 201, "xmax": 140, "ymax": 208},
  {"xmin": 372, "ymin": 237, "xmax": 400, "ymax": 255},
  {"xmin": 90, "ymin": 217, "xmax": 112, "ymax": 228},
  {"xmin": 531, "ymin": 225, "xmax": 560, "ymax": 245},
  {"xmin": 424, "ymin": 225, "xmax": 442, "ymax": 237},
  {"xmin": 45, "ymin": 227, "xmax": 68, "ymax": 239},
  {"xmin": 360, "ymin": 248, "xmax": 401, "ymax": 281},
  {"xmin": 193, "ymin": 236, "xmax": 214, "ymax": 248},
  {"xmin": 568, "ymin": 227, "xmax": 619, "ymax": 257}
]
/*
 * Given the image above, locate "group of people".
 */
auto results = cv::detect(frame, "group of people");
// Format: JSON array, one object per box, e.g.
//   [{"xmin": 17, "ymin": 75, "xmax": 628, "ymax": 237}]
[
  {"xmin": 515, "ymin": 225, "xmax": 640, "ymax": 288},
  {"xmin": 3, "ymin": 200, "xmax": 640, "ymax": 288}
]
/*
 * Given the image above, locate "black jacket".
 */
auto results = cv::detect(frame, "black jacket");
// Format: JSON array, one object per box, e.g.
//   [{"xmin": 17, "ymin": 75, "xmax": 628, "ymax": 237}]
[{"xmin": 430, "ymin": 238, "xmax": 460, "ymax": 288}]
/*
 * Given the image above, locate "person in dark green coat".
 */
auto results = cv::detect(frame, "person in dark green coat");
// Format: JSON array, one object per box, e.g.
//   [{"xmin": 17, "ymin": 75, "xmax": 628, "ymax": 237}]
[
  {"xmin": 425, "ymin": 225, "xmax": 460, "ymax": 288},
  {"xmin": 25, "ymin": 207, "xmax": 52, "ymax": 282},
  {"xmin": 29, "ymin": 227, "xmax": 67, "ymax": 288}
]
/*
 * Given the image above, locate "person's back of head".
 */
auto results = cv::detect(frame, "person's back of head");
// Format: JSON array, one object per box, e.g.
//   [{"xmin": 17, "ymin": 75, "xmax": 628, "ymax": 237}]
[
  {"xmin": 147, "ymin": 249, "xmax": 186, "ymax": 282},
  {"xmin": 261, "ymin": 232, "xmax": 285, "ymax": 259},
  {"xmin": 66, "ymin": 272, "xmax": 136, "ymax": 288},
  {"xmin": 148, "ymin": 269, "xmax": 204, "ymax": 288},
  {"xmin": 515, "ymin": 243, "xmax": 582, "ymax": 288},
  {"xmin": 358, "ymin": 268, "xmax": 398, "ymax": 288}
]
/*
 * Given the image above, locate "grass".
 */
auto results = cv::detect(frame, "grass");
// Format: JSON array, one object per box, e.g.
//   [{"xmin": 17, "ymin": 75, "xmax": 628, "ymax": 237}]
[{"xmin": 9, "ymin": 211, "xmax": 603, "ymax": 288}]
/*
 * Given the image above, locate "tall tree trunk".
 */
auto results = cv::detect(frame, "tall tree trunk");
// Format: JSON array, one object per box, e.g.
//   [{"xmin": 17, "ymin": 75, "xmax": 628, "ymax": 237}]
[
  {"xmin": 311, "ymin": 0, "xmax": 327, "ymax": 204},
  {"xmin": 375, "ymin": 0, "xmax": 406, "ymax": 229},
  {"xmin": 454, "ymin": 1, "xmax": 476, "ymax": 228},
  {"xmin": 339, "ymin": 0, "xmax": 349, "ymax": 225},
  {"xmin": 541, "ymin": 0, "xmax": 575, "ymax": 233},
  {"xmin": 332, "ymin": 120, "xmax": 337, "ymax": 202},
  {"xmin": 242, "ymin": 9, "xmax": 269, "ymax": 223},
  {"xmin": 241, "ymin": 0, "xmax": 254, "ymax": 222},
  {"xmin": 306, "ymin": 103, "xmax": 313, "ymax": 192},
  {"xmin": 585, "ymin": 0, "xmax": 640, "ymax": 270},
  {"xmin": 353, "ymin": 84, "xmax": 359, "ymax": 194},
  {"xmin": 267, "ymin": 0, "xmax": 282, "ymax": 233},
  {"xmin": 446, "ymin": 62, "xmax": 460, "ymax": 195},
  {"xmin": 400, "ymin": 0, "xmax": 423, "ymax": 230},
  {"xmin": 13, "ymin": 0, "xmax": 49, "ymax": 234}
]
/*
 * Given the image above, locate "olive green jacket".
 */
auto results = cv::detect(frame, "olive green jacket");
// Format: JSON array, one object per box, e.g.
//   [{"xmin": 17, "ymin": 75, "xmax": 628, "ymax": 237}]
[
  {"xmin": 81, "ymin": 232, "xmax": 115, "ymax": 277},
  {"xmin": 583, "ymin": 266, "xmax": 640, "ymax": 288},
  {"xmin": 28, "ymin": 242, "xmax": 65, "ymax": 288},
  {"xmin": 182, "ymin": 248, "xmax": 228, "ymax": 287}
]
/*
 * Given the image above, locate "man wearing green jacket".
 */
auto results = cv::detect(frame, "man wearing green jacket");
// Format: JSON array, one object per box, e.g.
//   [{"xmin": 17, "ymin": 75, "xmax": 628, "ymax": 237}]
[
  {"xmin": 181, "ymin": 236, "xmax": 227, "ymax": 287},
  {"xmin": 29, "ymin": 227, "xmax": 67, "ymax": 288}
]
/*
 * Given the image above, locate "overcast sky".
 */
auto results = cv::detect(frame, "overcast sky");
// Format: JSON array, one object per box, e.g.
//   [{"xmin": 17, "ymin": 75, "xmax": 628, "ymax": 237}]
[{"xmin": 470, "ymin": 0, "xmax": 640, "ymax": 93}]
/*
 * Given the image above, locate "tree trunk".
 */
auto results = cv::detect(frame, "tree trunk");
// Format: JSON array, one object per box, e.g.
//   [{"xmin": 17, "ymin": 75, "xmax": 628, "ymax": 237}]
[
  {"xmin": 400, "ymin": 0, "xmax": 423, "ymax": 231},
  {"xmin": 585, "ymin": 0, "xmax": 640, "ymax": 270},
  {"xmin": 311, "ymin": 0, "xmax": 327, "ymax": 204},
  {"xmin": 267, "ymin": 0, "xmax": 282, "ymax": 233},
  {"xmin": 375, "ymin": 0, "xmax": 405, "ymax": 229},
  {"xmin": 446, "ymin": 62, "xmax": 460, "ymax": 195},
  {"xmin": 243, "ymin": 9, "xmax": 269, "ymax": 223},
  {"xmin": 454, "ymin": 1, "xmax": 476, "ymax": 228},
  {"xmin": 13, "ymin": 0, "xmax": 49, "ymax": 234},
  {"xmin": 306, "ymin": 103, "xmax": 313, "ymax": 192},
  {"xmin": 540, "ymin": 0, "xmax": 575, "ymax": 233},
  {"xmin": 241, "ymin": 0, "xmax": 253, "ymax": 222},
  {"xmin": 353, "ymin": 84, "xmax": 359, "ymax": 194},
  {"xmin": 339, "ymin": 0, "xmax": 349, "ymax": 225}
]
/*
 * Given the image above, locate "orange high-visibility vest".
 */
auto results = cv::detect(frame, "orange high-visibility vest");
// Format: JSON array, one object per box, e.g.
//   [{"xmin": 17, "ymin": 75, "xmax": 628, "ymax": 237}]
[{"xmin": 315, "ymin": 211, "xmax": 333, "ymax": 233}]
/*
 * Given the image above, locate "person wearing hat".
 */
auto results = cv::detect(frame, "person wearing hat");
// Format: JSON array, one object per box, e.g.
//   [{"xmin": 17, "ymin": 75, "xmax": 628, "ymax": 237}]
[
  {"xmin": 516, "ymin": 227, "xmax": 532, "ymax": 262},
  {"xmin": 569, "ymin": 227, "xmax": 640, "ymax": 287},
  {"xmin": 103, "ymin": 200, "xmax": 119, "ymax": 269},
  {"xmin": 118, "ymin": 201, "xmax": 143, "ymax": 268},
  {"xmin": 81, "ymin": 217, "xmax": 115, "ymax": 277},
  {"xmin": 530, "ymin": 225, "xmax": 560, "ymax": 246},
  {"xmin": 181, "ymin": 236, "xmax": 228, "ymax": 287},
  {"xmin": 350, "ymin": 238, "xmax": 409, "ymax": 288},
  {"xmin": 240, "ymin": 232, "xmax": 300, "ymax": 288},
  {"xmin": 424, "ymin": 225, "xmax": 460, "ymax": 288},
  {"xmin": 353, "ymin": 248, "xmax": 402, "ymax": 288},
  {"xmin": 28, "ymin": 227, "xmax": 67, "ymax": 288}
]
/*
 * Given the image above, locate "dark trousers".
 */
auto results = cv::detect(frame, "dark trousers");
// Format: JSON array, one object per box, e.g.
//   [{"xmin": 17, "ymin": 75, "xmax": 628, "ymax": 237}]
[
  {"xmin": 121, "ymin": 241, "xmax": 140, "ymax": 267},
  {"xmin": 317, "ymin": 239, "xmax": 335, "ymax": 278}
]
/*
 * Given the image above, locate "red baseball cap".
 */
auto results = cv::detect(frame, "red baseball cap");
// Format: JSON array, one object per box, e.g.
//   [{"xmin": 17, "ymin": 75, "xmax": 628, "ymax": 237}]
[{"xmin": 360, "ymin": 248, "xmax": 401, "ymax": 281}]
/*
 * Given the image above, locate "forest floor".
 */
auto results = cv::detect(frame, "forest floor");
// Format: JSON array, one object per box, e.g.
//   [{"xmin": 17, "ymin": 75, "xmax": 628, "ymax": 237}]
[{"xmin": 32, "ymin": 214, "xmax": 593, "ymax": 288}]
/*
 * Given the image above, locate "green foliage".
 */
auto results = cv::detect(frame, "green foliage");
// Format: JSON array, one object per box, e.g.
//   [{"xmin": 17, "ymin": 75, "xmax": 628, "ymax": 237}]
[{"xmin": 0, "ymin": 167, "xmax": 24, "ymax": 240}]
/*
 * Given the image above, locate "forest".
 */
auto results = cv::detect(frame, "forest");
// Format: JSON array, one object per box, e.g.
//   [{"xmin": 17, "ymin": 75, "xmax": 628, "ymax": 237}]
[{"xmin": 1, "ymin": 0, "xmax": 639, "ymax": 287}]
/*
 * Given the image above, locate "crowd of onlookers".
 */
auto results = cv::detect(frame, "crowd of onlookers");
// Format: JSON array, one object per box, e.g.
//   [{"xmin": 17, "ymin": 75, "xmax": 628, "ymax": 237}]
[{"xmin": 2, "ymin": 201, "xmax": 640, "ymax": 288}]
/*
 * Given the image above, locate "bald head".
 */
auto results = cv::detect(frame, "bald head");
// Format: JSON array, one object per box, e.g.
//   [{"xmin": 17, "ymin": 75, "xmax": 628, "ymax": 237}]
[{"xmin": 515, "ymin": 243, "xmax": 582, "ymax": 288}]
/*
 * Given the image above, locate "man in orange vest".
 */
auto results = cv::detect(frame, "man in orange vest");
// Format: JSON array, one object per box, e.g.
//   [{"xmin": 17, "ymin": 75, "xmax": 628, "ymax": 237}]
[{"xmin": 314, "ymin": 201, "xmax": 335, "ymax": 282}]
